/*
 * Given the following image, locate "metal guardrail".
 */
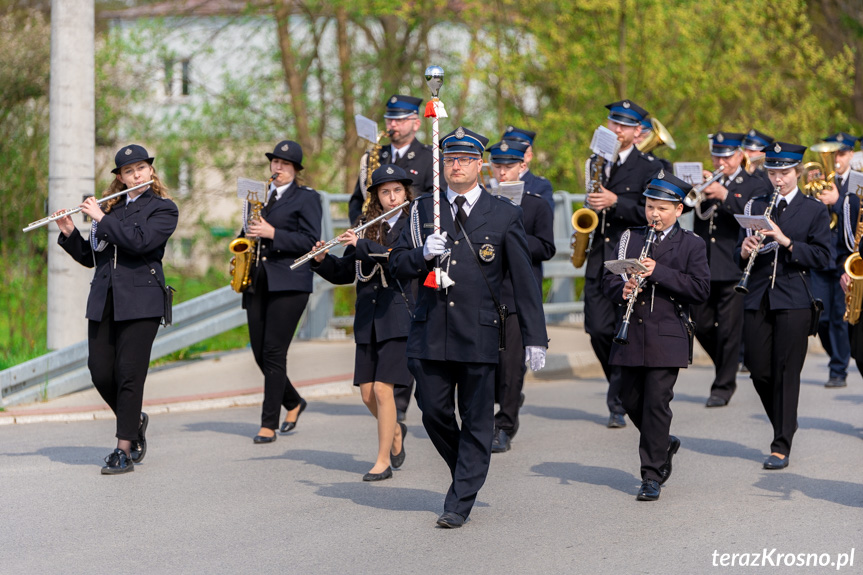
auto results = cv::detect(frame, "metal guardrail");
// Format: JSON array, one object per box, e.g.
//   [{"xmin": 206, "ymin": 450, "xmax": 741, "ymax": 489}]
[{"xmin": 0, "ymin": 190, "xmax": 586, "ymax": 407}]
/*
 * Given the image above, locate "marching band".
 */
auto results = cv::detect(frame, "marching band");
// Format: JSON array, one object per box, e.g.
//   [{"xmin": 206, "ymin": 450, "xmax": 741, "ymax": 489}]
[{"xmin": 43, "ymin": 79, "xmax": 863, "ymax": 525}]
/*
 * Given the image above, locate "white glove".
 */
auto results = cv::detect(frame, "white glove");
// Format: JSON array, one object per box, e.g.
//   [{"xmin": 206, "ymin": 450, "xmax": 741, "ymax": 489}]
[
  {"xmin": 525, "ymin": 346, "xmax": 547, "ymax": 372},
  {"xmin": 423, "ymin": 231, "xmax": 448, "ymax": 261}
]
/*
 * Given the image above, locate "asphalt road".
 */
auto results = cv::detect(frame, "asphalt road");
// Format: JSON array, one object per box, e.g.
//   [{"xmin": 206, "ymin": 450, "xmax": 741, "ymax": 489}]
[{"xmin": 1, "ymin": 354, "xmax": 861, "ymax": 574}]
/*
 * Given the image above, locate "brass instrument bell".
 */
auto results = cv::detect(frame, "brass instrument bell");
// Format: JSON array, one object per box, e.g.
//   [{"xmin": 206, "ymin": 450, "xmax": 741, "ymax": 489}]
[{"xmin": 636, "ymin": 117, "xmax": 676, "ymax": 154}]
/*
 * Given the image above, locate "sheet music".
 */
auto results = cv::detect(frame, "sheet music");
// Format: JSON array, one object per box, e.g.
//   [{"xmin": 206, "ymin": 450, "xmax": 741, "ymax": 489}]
[
  {"xmin": 493, "ymin": 181, "xmax": 525, "ymax": 205},
  {"xmin": 355, "ymin": 114, "xmax": 379, "ymax": 144},
  {"xmin": 674, "ymin": 162, "xmax": 704, "ymax": 186},
  {"xmin": 734, "ymin": 214, "xmax": 775, "ymax": 232},
  {"xmin": 604, "ymin": 258, "xmax": 648, "ymax": 275},
  {"xmin": 236, "ymin": 177, "xmax": 266, "ymax": 203},
  {"xmin": 590, "ymin": 125, "xmax": 620, "ymax": 163},
  {"xmin": 847, "ymin": 170, "xmax": 863, "ymax": 196}
]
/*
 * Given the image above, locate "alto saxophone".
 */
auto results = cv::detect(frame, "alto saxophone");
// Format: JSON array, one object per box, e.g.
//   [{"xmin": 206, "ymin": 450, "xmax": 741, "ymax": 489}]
[
  {"xmin": 570, "ymin": 156, "xmax": 604, "ymax": 268},
  {"xmin": 228, "ymin": 174, "xmax": 276, "ymax": 293},
  {"xmin": 844, "ymin": 182, "xmax": 863, "ymax": 324}
]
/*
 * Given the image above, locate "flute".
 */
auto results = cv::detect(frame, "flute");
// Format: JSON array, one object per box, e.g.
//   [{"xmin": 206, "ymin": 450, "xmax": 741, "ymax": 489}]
[
  {"xmin": 23, "ymin": 180, "xmax": 154, "ymax": 232},
  {"xmin": 290, "ymin": 201, "xmax": 409, "ymax": 270}
]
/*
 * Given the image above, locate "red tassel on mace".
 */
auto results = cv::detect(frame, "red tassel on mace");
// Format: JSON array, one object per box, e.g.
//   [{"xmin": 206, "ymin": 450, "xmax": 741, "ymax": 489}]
[
  {"xmin": 424, "ymin": 100, "xmax": 436, "ymax": 118},
  {"xmin": 423, "ymin": 271, "xmax": 438, "ymax": 288}
]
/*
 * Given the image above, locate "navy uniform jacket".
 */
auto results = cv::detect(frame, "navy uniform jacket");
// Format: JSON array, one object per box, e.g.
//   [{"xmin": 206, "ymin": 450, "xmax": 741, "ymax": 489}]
[
  {"xmin": 520, "ymin": 169, "xmax": 554, "ymax": 211},
  {"xmin": 58, "ymin": 189, "xmax": 179, "ymax": 322},
  {"xmin": 244, "ymin": 182, "xmax": 322, "ymax": 299},
  {"xmin": 603, "ymin": 223, "xmax": 710, "ymax": 367},
  {"xmin": 734, "ymin": 191, "xmax": 831, "ymax": 311},
  {"xmin": 692, "ymin": 170, "xmax": 772, "ymax": 281},
  {"xmin": 311, "ymin": 215, "xmax": 414, "ymax": 344},
  {"xmin": 586, "ymin": 149, "xmax": 662, "ymax": 277},
  {"xmin": 389, "ymin": 189, "xmax": 548, "ymax": 364},
  {"xmin": 645, "ymin": 151, "xmax": 672, "ymax": 173},
  {"xmin": 499, "ymin": 190, "xmax": 556, "ymax": 313},
  {"xmin": 349, "ymin": 139, "xmax": 435, "ymax": 224},
  {"xmin": 826, "ymin": 188, "xmax": 860, "ymax": 273}
]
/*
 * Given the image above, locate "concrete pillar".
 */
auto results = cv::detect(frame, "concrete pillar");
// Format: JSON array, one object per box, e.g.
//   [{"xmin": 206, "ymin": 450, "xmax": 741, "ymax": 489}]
[{"xmin": 47, "ymin": 0, "xmax": 95, "ymax": 349}]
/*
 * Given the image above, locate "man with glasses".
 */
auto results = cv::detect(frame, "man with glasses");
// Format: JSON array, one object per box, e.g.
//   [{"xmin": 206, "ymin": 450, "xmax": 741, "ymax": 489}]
[
  {"xmin": 583, "ymin": 100, "xmax": 662, "ymax": 429},
  {"xmin": 349, "ymin": 94, "xmax": 434, "ymax": 225},
  {"xmin": 691, "ymin": 132, "xmax": 771, "ymax": 407},
  {"xmin": 390, "ymin": 127, "xmax": 548, "ymax": 528}
]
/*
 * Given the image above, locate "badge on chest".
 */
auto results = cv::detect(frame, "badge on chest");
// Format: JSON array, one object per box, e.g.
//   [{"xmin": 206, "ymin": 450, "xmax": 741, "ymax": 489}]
[{"xmin": 479, "ymin": 244, "xmax": 495, "ymax": 262}]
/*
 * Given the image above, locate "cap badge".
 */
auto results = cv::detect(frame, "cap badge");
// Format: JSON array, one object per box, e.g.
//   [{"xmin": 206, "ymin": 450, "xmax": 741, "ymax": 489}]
[
  {"xmin": 281, "ymin": 144, "xmax": 289, "ymax": 152},
  {"xmin": 716, "ymin": 133, "xmax": 724, "ymax": 143},
  {"xmin": 382, "ymin": 151, "xmax": 389, "ymax": 158},
  {"xmin": 506, "ymin": 126, "xmax": 513, "ymax": 132},
  {"xmin": 124, "ymin": 148, "xmax": 132, "ymax": 156},
  {"xmin": 838, "ymin": 134, "xmax": 845, "ymax": 142},
  {"xmin": 749, "ymin": 130, "xmax": 756, "ymax": 136},
  {"xmin": 623, "ymin": 101, "xmax": 631, "ymax": 108},
  {"xmin": 658, "ymin": 169, "xmax": 665, "ymax": 179},
  {"xmin": 479, "ymin": 244, "xmax": 495, "ymax": 262},
  {"xmin": 500, "ymin": 141, "xmax": 509, "ymax": 152},
  {"xmin": 390, "ymin": 96, "xmax": 397, "ymax": 104},
  {"xmin": 774, "ymin": 143, "xmax": 782, "ymax": 152},
  {"xmin": 407, "ymin": 151, "xmax": 415, "ymax": 160},
  {"xmin": 455, "ymin": 127, "xmax": 465, "ymax": 139},
  {"xmin": 386, "ymin": 167, "xmax": 394, "ymax": 174}
]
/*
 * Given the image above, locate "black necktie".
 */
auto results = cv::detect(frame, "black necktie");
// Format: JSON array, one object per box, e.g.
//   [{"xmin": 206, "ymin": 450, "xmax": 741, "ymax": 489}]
[
  {"xmin": 609, "ymin": 158, "xmax": 621, "ymax": 182},
  {"xmin": 264, "ymin": 189, "xmax": 278, "ymax": 214},
  {"xmin": 454, "ymin": 195, "xmax": 469, "ymax": 228},
  {"xmin": 775, "ymin": 199, "xmax": 787, "ymax": 223}
]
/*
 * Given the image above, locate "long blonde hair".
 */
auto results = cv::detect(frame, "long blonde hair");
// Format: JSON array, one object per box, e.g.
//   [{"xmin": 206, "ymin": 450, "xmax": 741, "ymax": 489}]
[{"xmin": 102, "ymin": 168, "xmax": 170, "ymax": 214}]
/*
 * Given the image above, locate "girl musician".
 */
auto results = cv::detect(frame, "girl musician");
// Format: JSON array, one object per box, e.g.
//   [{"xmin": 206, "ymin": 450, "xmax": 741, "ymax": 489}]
[
  {"xmin": 311, "ymin": 165, "xmax": 413, "ymax": 481},
  {"xmin": 735, "ymin": 142, "xmax": 831, "ymax": 470},
  {"xmin": 54, "ymin": 144, "xmax": 178, "ymax": 474},
  {"xmin": 244, "ymin": 141, "xmax": 321, "ymax": 444}
]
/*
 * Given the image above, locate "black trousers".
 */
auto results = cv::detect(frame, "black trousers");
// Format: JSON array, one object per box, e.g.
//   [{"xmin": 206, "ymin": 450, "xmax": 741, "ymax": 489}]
[
  {"xmin": 743, "ymin": 305, "xmax": 809, "ymax": 456},
  {"xmin": 851, "ymin": 320, "xmax": 863, "ymax": 374},
  {"xmin": 618, "ymin": 366, "xmax": 679, "ymax": 482},
  {"xmin": 246, "ymin": 270, "xmax": 309, "ymax": 430},
  {"xmin": 583, "ymin": 261, "xmax": 623, "ymax": 414},
  {"xmin": 692, "ymin": 281, "xmax": 745, "ymax": 401},
  {"xmin": 494, "ymin": 313, "xmax": 526, "ymax": 435},
  {"xmin": 88, "ymin": 292, "xmax": 161, "ymax": 441},
  {"xmin": 409, "ymin": 358, "xmax": 495, "ymax": 519},
  {"xmin": 394, "ymin": 380, "xmax": 414, "ymax": 414}
]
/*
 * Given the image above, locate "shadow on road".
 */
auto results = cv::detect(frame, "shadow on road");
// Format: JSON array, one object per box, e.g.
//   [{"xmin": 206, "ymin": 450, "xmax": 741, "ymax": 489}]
[
  {"xmin": 296, "ymin": 479, "xmax": 484, "ymax": 513},
  {"xmin": 2, "ymin": 446, "xmax": 109, "ymax": 466},
  {"xmin": 520, "ymin": 405, "xmax": 607, "ymax": 426},
  {"xmin": 832, "ymin": 394, "xmax": 863, "ymax": 405},
  {"xmin": 753, "ymin": 473, "xmax": 863, "ymax": 508},
  {"xmin": 301, "ymin": 401, "xmax": 370, "ymax": 417},
  {"xmin": 250, "ymin": 448, "xmax": 370, "ymax": 474},
  {"xmin": 670, "ymin": 392, "xmax": 709, "ymax": 405},
  {"xmin": 183, "ymin": 420, "xmax": 260, "ymax": 438},
  {"xmin": 797, "ymin": 416, "xmax": 862, "ymax": 440},
  {"xmin": 530, "ymin": 461, "xmax": 639, "ymax": 494},
  {"xmin": 676, "ymin": 436, "xmax": 764, "ymax": 462}
]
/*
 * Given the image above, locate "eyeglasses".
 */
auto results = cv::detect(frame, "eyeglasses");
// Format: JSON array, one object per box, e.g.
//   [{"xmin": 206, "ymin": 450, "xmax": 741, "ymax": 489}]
[{"xmin": 443, "ymin": 157, "xmax": 479, "ymax": 166}]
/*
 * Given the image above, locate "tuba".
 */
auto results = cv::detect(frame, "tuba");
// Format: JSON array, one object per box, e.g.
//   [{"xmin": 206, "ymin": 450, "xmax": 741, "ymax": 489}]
[
  {"xmin": 844, "ymin": 180, "xmax": 863, "ymax": 324},
  {"xmin": 229, "ymin": 175, "xmax": 275, "ymax": 293},
  {"xmin": 636, "ymin": 117, "xmax": 676, "ymax": 154},
  {"xmin": 800, "ymin": 141, "xmax": 843, "ymax": 229}
]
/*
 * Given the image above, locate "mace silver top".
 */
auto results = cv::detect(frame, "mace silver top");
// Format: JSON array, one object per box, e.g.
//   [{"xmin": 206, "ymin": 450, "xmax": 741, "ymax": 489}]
[{"xmin": 424, "ymin": 65, "xmax": 444, "ymax": 98}]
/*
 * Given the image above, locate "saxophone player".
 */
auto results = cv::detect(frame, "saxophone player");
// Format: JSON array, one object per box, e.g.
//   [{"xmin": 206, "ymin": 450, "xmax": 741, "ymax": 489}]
[
  {"xmin": 811, "ymin": 133, "xmax": 860, "ymax": 388},
  {"xmin": 602, "ymin": 172, "xmax": 710, "ymax": 501},
  {"xmin": 584, "ymin": 100, "xmax": 662, "ymax": 429},
  {"xmin": 734, "ymin": 142, "xmax": 831, "ymax": 470},
  {"xmin": 691, "ymin": 132, "xmax": 771, "ymax": 408}
]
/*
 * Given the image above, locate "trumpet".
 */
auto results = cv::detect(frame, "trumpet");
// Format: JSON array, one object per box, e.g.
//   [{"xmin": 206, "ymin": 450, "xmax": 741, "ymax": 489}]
[
  {"xmin": 614, "ymin": 220, "xmax": 659, "ymax": 345},
  {"xmin": 735, "ymin": 185, "xmax": 782, "ymax": 294},
  {"xmin": 23, "ymin": 180, "xmax": 154, "ymax": 232},
  {"xmin": 684, "ymin": 168, "xmax": 725, "ymax": 209},
  {"xmin": 743, "ymin": 152, "xmax": 766, "ymax": 174},
  {"xmin": 291, "ymin": 200, "xmax": 409, "ymax": 270}
]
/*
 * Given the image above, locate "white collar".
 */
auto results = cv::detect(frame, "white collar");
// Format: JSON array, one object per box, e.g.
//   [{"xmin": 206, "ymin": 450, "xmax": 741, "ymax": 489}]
[
  {"xmin": 386, "ymin": 212, "xmax": 401, "ymax": 227},
  {"xmin": 392, "ymin": 142, "xmax": 410, "ymax": 159},
  {"xmin": 270, "ymin": 180, "xmax": 293, "ymax": 200},
  {"xmin": 446, "ymin": 184, "xmax": 482, "ymax": 207},
  {"xmin": 617, "ymin": 145, "xmax": 635, "ymax": 165},
  {"xmin": 778, "ymin": 187, "xmax": 799, "ymax": 205},
  {"xmin": 726, "ymin": 166, "xmax": 743, "ymax": 181}
]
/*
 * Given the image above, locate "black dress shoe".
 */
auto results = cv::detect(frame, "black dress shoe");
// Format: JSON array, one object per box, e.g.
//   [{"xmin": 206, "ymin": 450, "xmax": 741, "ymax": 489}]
[
  {"xmin": 607, "ymin": 413, "xmax": 626, "ymax": 428},
  {"xmin": 636, "ymin": 479, "xmax": 661, "ymax": 501},
  {"xmin": 280, "ymin": 398, "xmax": 308, "ymax": 433},
  {"xmin": 362, "ymin": 467, "xmax": 393, "ymax": 482},
  {"xmin": 491, "ymin": 428, "xmax": 511, "ymax": 453},
  {"xmin": 659, "ymin": 435, "xmax": 680, "ymax": 485},
  {"xmin": 436, "ymin": 511, "xmax": 466, "ymax": 528},
  {"xmin": 101, "ymin": 448, "xmax": 134, "ymax": 475},
  {"xmin": 131, "ymin": 412, "xmax": 149, "ymax": 464},
  {"xmin": 253, "ymin": 432, "xmax": 277, "ymax": 444},
  {"xmin": 705, "ymin": 395, "xmax": 728, "ymax": 408},
  {"xmin": 391, "ymin": 422, "xmax": 407, "ymax": 469},
  {"xmin": 763, "ymin": 454, "xmax": 789, "ymax": 469},
  {"xmin": 825, "ymin": 377, "xmax": 847, "ymax": 388},
  {"xmin": 396, "ymin": 409, "xmax": 406, "ymax": 423}
]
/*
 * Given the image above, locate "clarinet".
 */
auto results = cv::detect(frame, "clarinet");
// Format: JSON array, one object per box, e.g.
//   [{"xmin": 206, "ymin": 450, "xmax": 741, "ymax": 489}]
[
  {"xmin": 614, "ymin": 221, "xmax": 659, "ymax": 345},
  {"xmin": 735, "ymin": 185, "xmax": 782, "ymax": 294}
]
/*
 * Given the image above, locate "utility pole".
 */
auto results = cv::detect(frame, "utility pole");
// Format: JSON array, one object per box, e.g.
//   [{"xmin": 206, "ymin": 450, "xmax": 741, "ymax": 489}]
[{"xmin": 47, "ymin": 0, "xmax": 95, "ymax": 349}]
